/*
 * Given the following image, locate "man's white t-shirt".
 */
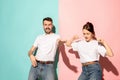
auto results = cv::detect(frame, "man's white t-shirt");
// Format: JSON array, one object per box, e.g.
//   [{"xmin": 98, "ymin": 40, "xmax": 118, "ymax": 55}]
[
  {"xmin": 71, "ymin": 40, "xmax": 106, "ymax": 63},
  {"xmin": 33, "ymin": 33, "xmax": 60, "ymax": 61}
]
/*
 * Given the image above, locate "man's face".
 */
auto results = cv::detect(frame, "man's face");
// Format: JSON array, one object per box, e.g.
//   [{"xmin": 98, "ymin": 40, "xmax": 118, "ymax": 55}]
[{"xmin": 43, "ymin": 20, "xmax": 53, "ymax": 34}]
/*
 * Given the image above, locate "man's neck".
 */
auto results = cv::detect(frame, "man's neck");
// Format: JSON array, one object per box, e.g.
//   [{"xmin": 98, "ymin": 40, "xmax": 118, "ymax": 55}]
[{"xmin": 45, "ymin": 32, "xmax": 54, "ymax": 35}]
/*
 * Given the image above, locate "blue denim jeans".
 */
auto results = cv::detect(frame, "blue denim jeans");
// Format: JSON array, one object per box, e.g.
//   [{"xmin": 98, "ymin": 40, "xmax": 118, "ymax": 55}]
[
  {"xmin": 78, "ymin": 62, "xmax": 102, "ymax": 80},
  {"xmin": 28, "ymin": 62, "xmax": 55, "ymax": 80}
]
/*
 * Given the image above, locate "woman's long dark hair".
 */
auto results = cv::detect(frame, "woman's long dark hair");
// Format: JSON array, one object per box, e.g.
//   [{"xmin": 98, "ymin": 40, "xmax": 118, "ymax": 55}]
[{"xmin": 83, "ymin": 22, "xmax": 96, "ymax": 40}]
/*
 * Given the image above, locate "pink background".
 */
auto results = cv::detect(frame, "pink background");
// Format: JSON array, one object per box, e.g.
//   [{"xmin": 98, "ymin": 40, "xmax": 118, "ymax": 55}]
[{"xmin": 58, "ymin": 0, "xmax": 120, "ymax": 80}]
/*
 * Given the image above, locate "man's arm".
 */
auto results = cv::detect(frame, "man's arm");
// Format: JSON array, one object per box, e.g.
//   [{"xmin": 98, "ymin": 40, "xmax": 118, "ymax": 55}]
[
  {"xmin": 28, "ymin": 46, "xmax": 37, "ymax": 67},
  {"xmin": 58, "ymin": 39, "xmax": 66, "ymax": 46}
]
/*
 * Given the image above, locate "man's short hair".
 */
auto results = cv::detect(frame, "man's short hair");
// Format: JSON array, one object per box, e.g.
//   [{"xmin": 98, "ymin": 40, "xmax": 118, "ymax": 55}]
[{"xmin": 43, "ymin": 17, "xmax": 53, "ymax": 24}]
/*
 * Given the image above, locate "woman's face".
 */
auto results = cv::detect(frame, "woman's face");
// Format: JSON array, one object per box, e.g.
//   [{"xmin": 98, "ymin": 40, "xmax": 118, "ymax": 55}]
[{"xmin": 82, "ymin": 29, "xmax": 94, "ymax": 42}]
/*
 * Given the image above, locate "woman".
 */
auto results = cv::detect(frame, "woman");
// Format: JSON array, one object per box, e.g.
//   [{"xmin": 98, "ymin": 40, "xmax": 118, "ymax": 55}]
[{"xmin": 66, "ymin": 22, "xmax": 113, "ymax": 80}]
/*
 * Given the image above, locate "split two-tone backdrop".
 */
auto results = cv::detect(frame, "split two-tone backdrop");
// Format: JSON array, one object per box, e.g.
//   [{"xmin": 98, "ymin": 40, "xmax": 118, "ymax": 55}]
[{"xmin": 0, "ymin": 0, "xmax": 120, "ymax": 80}]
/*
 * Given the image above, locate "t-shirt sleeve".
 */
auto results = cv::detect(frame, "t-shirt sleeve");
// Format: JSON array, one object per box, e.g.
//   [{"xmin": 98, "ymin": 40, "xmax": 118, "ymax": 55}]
[
  {"xmin": 71, "ymin": 42, "xmax": 78, "ymax": 51},
  {"xmin": 56, "ymin": 35, "xmax": 61, "ymax": 45},
  {"xmin": 57, "ymin": 35, "xmax": 61, "ymax": 40},
  {"xmin": 33, "ymin": 36, "xmax": 39, "ymax": 47},
  {"xmin": 97, "ymin": 44, "xmax": 106, "ymax": 57}
]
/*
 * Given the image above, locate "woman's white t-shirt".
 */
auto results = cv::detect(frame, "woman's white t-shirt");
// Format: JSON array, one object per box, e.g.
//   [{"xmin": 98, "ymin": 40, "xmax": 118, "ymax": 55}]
[{"xmin": 71, "ymin": 40, "xmax": 106, "ymax": 63}]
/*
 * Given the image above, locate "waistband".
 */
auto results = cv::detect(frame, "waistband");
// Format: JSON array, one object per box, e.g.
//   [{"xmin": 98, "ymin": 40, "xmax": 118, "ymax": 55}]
[
  {"xmin": 37, "ymin": 61, "xmax": 54, "ymax": 64},
  {"xmin": 82, "ymin": 61, "xmax": 98, "ymax": 66}
]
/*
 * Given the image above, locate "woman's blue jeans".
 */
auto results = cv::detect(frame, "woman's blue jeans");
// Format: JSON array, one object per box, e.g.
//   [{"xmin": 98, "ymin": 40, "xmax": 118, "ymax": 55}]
[{"xmin": 78, "ymin": 62, "xmax": 102, "ymax": 80}]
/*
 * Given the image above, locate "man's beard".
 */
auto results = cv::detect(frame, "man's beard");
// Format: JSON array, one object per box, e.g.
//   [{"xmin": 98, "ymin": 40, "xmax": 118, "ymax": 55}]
[{"xmin": 44, "ymin": 28, "xmax": 52, "ymax": 34}]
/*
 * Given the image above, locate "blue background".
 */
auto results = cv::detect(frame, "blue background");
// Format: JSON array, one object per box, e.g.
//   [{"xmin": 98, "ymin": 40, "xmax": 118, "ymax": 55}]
[{"xmin": 0, "ymin": 0, "xmax": 58, "ymax": 80}]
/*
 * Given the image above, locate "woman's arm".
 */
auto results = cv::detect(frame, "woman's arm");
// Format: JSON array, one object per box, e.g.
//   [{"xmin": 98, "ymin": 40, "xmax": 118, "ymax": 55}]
[
  {"xmin": 98, "ymin": 39, "xmax": 114, "ymax": 57},
  {"xmin": 66, "ymin": 35, "xmax": 79, "ymax": 47}
]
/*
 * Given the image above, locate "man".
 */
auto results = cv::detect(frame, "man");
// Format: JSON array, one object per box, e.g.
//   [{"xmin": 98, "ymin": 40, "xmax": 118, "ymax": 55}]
[{"xmin": 28, "ymin": 17, "xmax": 65, "ymax": 80}]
